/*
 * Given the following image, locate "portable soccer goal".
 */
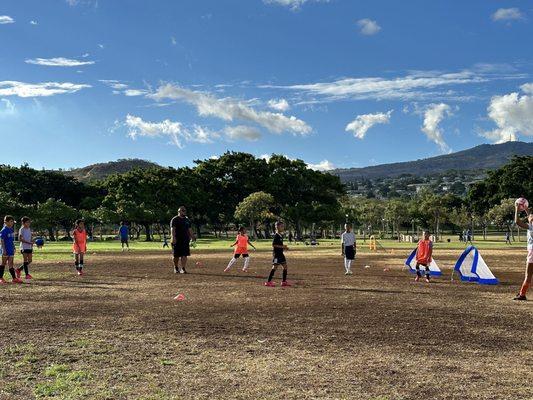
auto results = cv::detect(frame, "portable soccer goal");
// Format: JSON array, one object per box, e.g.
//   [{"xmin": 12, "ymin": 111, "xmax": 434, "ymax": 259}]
[
  {"xmin": 452, "ymin": 246, "xmax": 498, "ymax": 285},
  {"xmin": 404, "ymin": 248, "xmax": 442, "ymax": 276}
]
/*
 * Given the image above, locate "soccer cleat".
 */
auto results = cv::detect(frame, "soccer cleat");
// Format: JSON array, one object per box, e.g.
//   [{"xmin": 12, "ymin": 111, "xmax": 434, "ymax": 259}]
[
  {"xmin": 425, "ymin": 277, "xmax": 431, "ymax": 283},
  {"xmin": 15, "ymin": 269, "xmax": 21, "ymax": 279},
  {"xmin": 77, "ymin": 270, "xmax": 83, "ymax": 276},
  {"xmin": 281, "ymin": 281, "xmax": 292, "ymax": 287},
  {"xmin": 174, "ymin": 267, "xmax": 180, "ymax": 274},
  {"xmin": 345, "ymin": 270, "xmax": 353, "ymax": 275},
  {"xmin": 25, "ymin": 274, "xmax": 33, "ymax": 280},
  {"xmin": 242, "ymin": 267, "xmax": 248, "ymax": 272},
  {"xmin": 264, "ymin": 281, "xmax": 276, "ymax": 287},
  {"xmin": 513, "ymin": 294, "xmax": 527, "ymax": 301},
  {"xmin": 12, "ymin": 278, "xmax": 23, "ymax": 284},
  {"xmin": 0, "ymin": 278, "xmax": 7, "ymax": 285},
  {"xmin": 181, "ymin": 268, "xmax": 187, "ymax": 274},
  {"xmin": 414, "ymin": 276, "xmax": 420, "ymax": 282},
  {"xmin": 224, "ymin": 267, "xmax": 231, "ymax": 273}
]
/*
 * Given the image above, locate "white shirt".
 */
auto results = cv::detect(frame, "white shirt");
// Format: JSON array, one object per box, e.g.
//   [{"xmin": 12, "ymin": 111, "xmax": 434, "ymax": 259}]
[
  {"xmin": 527, "ymin": 224, "xmax": 533, "ymax": 250},
  {"xmin": 341, "ymin": 232, "xmax": 356, "ymax": 247},
  {"xmin": 19, "ymin": 227, "xmax": 32, "ymax": 250}
]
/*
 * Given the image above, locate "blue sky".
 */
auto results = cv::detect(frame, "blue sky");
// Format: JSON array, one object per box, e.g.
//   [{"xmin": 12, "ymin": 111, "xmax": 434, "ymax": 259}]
[{"xmin": 0, "ymin": 0, "xmax": 532, "ymax": 170}]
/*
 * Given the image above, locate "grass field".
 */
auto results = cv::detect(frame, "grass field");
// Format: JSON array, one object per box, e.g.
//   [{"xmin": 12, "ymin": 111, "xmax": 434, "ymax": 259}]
[{"xmin": 0, "ymin": 240, "xmax": 532, "ymax": 399}]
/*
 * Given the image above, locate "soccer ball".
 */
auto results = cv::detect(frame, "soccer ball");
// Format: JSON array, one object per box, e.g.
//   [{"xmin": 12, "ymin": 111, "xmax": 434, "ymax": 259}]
[{"xmin": 515, "ymin": 197, "xmax": 529, "ymax": 212}]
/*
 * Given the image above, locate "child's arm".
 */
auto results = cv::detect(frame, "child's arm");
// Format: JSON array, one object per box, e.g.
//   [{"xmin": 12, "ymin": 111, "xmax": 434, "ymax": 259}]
[
  {"xmin": 230, "ymin": 240, "xmax": 238, "ymax": 247},
  {"xmin": 515, "ymin": 205, "xmax": 529, "ymax": 229},
  {"xmin": 247, "ymin": 239, "xmax": 256, "ymax": 249}
]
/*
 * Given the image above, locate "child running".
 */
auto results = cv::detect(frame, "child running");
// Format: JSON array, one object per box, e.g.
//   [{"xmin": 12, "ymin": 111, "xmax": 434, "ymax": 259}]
[
  {"xmin": 0, "ymin": 215, "xmax": 23, "ymax": 284},
  {"xmin": 17, "ymin": 216, "xmax": 33, "ymax": 281},
  {"xmin": 341, "ymin": 223, "xmax": 356, "ymax": 275},
  {"xmin": 224, "ymin": 227, "xmax": 256, "ymax": 272},
  {"xmin": 72, "ymin": 219, "xmax": 87, "ymax": 276},
  {"xmin": 513, "ymin": 204, "xmax": 533, "ymax": 301},
  {"xmin": 414, "ymin": 230, "xmax": 433, "ymax": 283},
  {"xmin": 264, "ymin": 221, "xmax": 290, "ymax": 287}
]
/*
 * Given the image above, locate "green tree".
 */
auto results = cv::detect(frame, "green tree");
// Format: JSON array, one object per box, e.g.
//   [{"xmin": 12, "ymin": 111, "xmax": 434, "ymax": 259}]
[
  {"xmin": 234, "ymin": 192, "xmax": 276, "ymax": 238},
  {"xmin": 35, "ymin": 198, "xmax": 78, "ymax": 240}
]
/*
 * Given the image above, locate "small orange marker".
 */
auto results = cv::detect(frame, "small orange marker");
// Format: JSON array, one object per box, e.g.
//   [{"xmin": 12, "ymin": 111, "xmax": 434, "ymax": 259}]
[{"xmin": 174, "ymin": 293, "xmax": 186, "ymax": 301}]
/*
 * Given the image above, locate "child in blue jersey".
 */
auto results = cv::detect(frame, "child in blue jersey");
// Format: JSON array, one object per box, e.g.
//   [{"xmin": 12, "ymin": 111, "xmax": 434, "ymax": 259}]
[
  {"xmin": 0, "ymin": 215, "xmax": 23, "ymax": 284},
  {"xmin": 119, "ymin": 221, "xmax": 130, "ymax": 251}
]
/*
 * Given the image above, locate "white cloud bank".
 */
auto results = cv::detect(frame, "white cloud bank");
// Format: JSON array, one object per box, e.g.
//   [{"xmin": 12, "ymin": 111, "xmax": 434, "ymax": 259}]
[
  {"xmin": 268, "ymin": 98, "xmax": 290, "ymax": 112},
  {"xmin": 150, "ymin": 83, "xmax": 311, "ymax": 135},
  {"xmin": 492, "ymin": 8, "xmax": 523, "ymax": 22},
  {"xmin": 224, "ymin": 125, "xmax": 262, "ymax": 141},
  {"xmin": 265, "ymin": 70, "xmax": 493, "ymax": 102},
  {"xmin": 307, "ymin": 160, "xmax": 335, "ymax": 171},
  {"xmin": 26, "ymin": 57, "xmax": 95, "ymax": 67},
  {"xmin": 263, "ymin": 0, "xmax": 328, "ymax": 10},
  {"xmin": 0, "ymin": 81, "xmax": 90, "ymax": 97},
  {"xmin": 357, "ymin": 19, "xmax": 381, "ymax": 35},
  {"xmin": 421, "ymin": 103, "xmax": 452, "ymax": 153},
  {"xmin": 482, "ymin": 84, "xmax": 533, "ymax": 143},
  {"xmin": 0, "ymin": 16, "xmax": 14, "ymax": 24},
  {"xmin": 125, "ymin": 115, "xmax": 219, "ymax": 148},
  {"xmin": 345, "ymin": 110, "xmax": 393, "ymax": 139}
]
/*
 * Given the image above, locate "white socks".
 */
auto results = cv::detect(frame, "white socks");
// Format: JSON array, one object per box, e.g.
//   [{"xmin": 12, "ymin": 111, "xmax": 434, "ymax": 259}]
[
  {"xmin": 225, "ymin": 257, "xmax": 237, "ymax": 271},
  {"xmin": 243, "ymin": 257, "xmax": 250, "ymax": 271},
  {"xmin": 344, "ymin": 259, "xmax": 352, "ymax": 272}
]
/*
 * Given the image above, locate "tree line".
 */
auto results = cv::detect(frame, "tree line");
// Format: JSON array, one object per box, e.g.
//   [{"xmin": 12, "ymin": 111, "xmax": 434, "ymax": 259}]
[{"xmin": 0, "ymin": 154, "xmax": 530, "ymax": 241}]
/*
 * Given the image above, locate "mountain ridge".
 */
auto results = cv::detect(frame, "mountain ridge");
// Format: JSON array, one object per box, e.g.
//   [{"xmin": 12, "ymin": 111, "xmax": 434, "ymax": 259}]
[{"xmin": 331, "ymin": 141, "xmax": 533, "ymax": 181}]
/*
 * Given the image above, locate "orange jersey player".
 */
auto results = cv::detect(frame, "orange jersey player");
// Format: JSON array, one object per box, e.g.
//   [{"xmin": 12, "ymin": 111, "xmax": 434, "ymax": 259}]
[
  {"xmin": 224, "ymin": 227, "xmax": 256, "ymax": 272},
  {"xmin": 72, "ymin": 219, "xmax": 87, "ymax": 276},
  {"xmin": 414, "ymin": 230, "xmax": 433, "ymax": 283}
]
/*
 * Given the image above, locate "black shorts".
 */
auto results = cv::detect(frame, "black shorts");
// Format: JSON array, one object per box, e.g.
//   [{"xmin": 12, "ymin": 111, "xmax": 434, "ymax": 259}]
[
  {"xmin": 21, "ymin": 249, "xmax": 33, "ymax": 254},
  {"xmin": 272, "ymin": 254, "xmax": 286, "ymax": 265},
  {"xmin": 344, "ymin": 245, "xmax": 355, "ymax": 260},
  {"xmin": 121, "ymin": 238, "xmax": 129, "ymax": 244},
  {"xmin": 173, "ymin": 241, "xmax": 190, "ymax": 257},
  {"xmin": 234, "ymin": 253, "xmax": 249, "ymax": 258}
]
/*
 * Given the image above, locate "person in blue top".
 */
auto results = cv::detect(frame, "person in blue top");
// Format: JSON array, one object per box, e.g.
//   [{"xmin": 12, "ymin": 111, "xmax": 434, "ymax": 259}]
[
  {"xmin": 119, "ymin": 221, "xmax": 130, "ymax": 252},
  {"xmin": 0, "ymin": 215, "xmax": 23, "ymax": 284}
]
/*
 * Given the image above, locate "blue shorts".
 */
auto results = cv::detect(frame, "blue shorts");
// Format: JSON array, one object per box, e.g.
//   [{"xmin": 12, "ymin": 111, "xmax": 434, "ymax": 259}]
[{"xmin": 1, "ymin": 247, "xmax": 15, "ymax": 257}]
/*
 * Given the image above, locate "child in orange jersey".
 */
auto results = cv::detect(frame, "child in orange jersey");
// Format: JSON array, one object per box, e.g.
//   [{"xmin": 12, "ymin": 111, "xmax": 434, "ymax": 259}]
[
  {"xmin": 414, "ymin": 230, "xmax": 433, "ymax": 283},
  {"xmin": 72, "ymin": 219, "xmax": 87, "ymax": 276},
  {"xmin": 224, "ymin": 227, "xmax": 256, "ymax": 272}
]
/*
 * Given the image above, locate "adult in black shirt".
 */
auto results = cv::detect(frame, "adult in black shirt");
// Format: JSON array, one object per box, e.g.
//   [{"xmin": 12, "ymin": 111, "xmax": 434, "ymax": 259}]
[{"xmin": 170, "ymin": 206, "xmax": 196, "ymax": 274}]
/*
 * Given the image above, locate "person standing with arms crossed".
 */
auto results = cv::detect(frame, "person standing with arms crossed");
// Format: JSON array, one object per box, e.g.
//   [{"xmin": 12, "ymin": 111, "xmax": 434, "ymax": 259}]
[{"xmin": 170, "ymin": 206, "xmax": 196, "ymax": 274}]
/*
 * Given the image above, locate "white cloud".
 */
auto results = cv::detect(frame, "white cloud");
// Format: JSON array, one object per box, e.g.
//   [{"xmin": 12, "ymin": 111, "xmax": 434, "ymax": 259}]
[
  {"xmin": 98, "ymin": 44, "xmax": 104, "ymax": 49},
  {"xmin": 357, "ymin": 18, "xmax": 381, "ymax": 35},
  {"xmin": 0, "ymin": 98, "xmax": 16, "ymax": 116},
  {"xmin": 0, "ymin": 16, "xmax": 15, "ymax": 24},
  {"xmin": 124, "ymin": 89, "xmax": 148, "ymax": 97},
  {"xmin": 268, "ymin": 98, "xmax": 290, "ymax": 112},
  {"xmin": 265, "ymin": 70, "xmax": 493, "ymax": 102},
  {"xmin": 482, "ymin": 85, "xmax": 533, "ymax": 143},
  {"xmin": 421, "ymin": 103, "xmax": 452, "ymax": 152},
  {"xmin": 30, "ymin": 20, "xmax": 38, "ymax": 25},
  {"xmin": 492, "ymin": 8, "xmax": 523, "ymax": 22},
  {"xmin": 224, "ymin": 125, "xmax": 262, "ymax": 141},
  {"xmin": 263, "ymin": 0, "xmax": 328, "ymax": 10},
  {"xmin": 171, "ymin": 36, "xmax": 177, "ymax": 46},
  {"xmin": 25, "ymin": 57, "xmax": 95, "ymax": 67},
  {"xmin": 125, "ymin": 114, "xmax": 219, "ymax": 148},
  {"xmin": 150, "ymin": 83, "xmax": 311, "ymax": 135},
  {"xmin": 345, "ymin": 110, "xmax": 393, "ymax": 139},
  {"xmin": 307, "ymin": 159, "xmax": 335, "ymax": 171},
  {"xmin": 520, "ymin": 83, "xmax": 533, "ymax": 94},
  {"xmin": 0, "ymin": 81, "xmax": 90, "ymax": 97}
]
